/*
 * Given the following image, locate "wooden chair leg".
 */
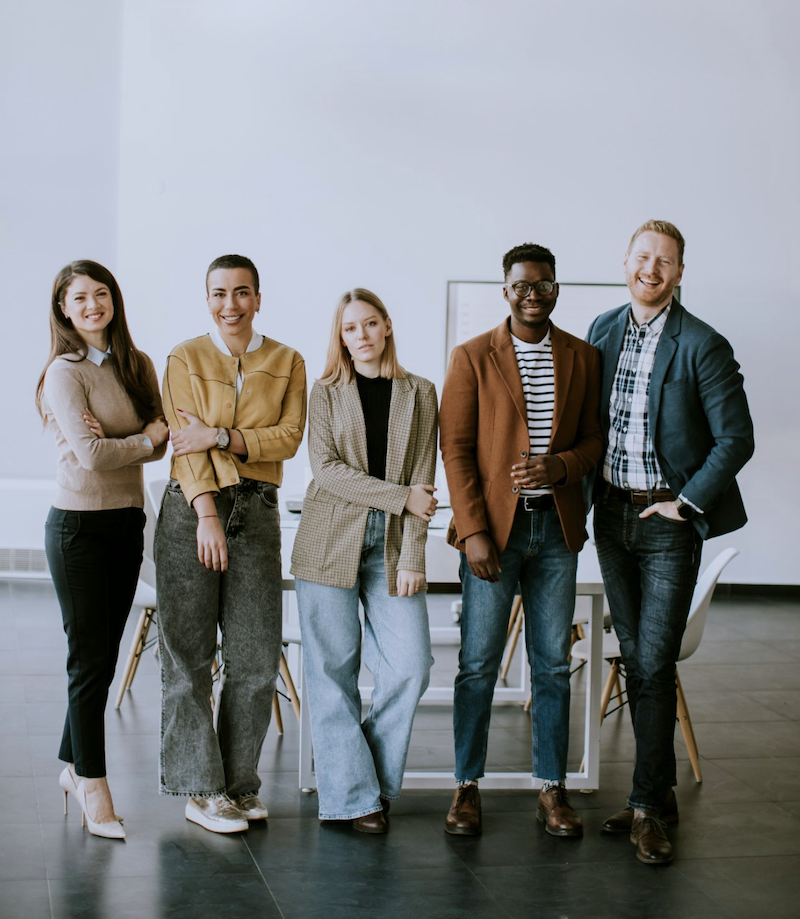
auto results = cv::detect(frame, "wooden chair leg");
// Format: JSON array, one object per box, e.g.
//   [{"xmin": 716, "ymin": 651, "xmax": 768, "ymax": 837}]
[
  {"xmin": 505, "ymin": 595, "xmax": 523, "ymax": 641},
  {"xmin": 676, "ymin": 670, "xmax": 703, "ymax": 783},
  {"xmin": 598, "ymin": 659, "xmax": 619, "ymax": 723},
  {"xmin": 115, "ymin": 606, "xmax": 154, "ymax": 709},
  {"xmin": 126, "ymin": 609, "xmax": 154, "ymax": 689},
  {"xmin": 279, "ymin": 651, "xmax": 302, "ymax": 722},
  {"xmin": 500, "ymin": 597, "xmax": 524, "ymax": 680},
  {"xmin": 272, "ymin": 692, "xmax": 284, "ymax": 734}
]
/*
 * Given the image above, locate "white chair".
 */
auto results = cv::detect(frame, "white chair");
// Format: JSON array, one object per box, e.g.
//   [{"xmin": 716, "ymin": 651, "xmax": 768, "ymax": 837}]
[
  {"xmin": 570, "ymin": 547, "xmax": 740, "ymax": 783},
  {"xmin": 114, "ymin": 478, "xmax": 168, "ymax": 708}
]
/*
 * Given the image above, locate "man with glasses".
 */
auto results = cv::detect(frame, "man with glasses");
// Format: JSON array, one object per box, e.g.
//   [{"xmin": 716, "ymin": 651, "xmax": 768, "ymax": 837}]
[
  {"xmin": 440, "ymin": 243, "xmax": 602, "ymax": 837},
  {"xmin": 588, "ymin": 220, "xmax": 754, "ymax": 864}
]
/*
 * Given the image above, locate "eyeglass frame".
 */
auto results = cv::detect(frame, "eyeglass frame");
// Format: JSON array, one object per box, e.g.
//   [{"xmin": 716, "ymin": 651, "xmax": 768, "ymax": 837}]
[{"xmin": 505, "ymin": 280, "xmax": 558, "ymax": 298}]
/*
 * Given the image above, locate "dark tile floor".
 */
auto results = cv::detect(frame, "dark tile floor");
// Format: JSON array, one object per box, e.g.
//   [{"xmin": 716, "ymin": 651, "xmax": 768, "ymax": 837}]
[{"xmin": 1, "ymin": 580, "xmax": 799, "ymax": 918}]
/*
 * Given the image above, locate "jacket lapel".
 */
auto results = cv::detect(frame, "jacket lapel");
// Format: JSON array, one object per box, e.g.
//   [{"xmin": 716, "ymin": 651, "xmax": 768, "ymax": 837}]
[
  {"xmin": 489, "ymin": 321, "xmax": 527, "ymax": 426},
  {"xmin": 601, "ymin": 309, "xmax": 628, "ymax": 434},
  {"xmin": 648, "ymin": 300, "xmax": 682, "ymax": 438},
  {"xmin": 385, "ymin": 377, "xmax": 415, "ymax": 483},
  {"xmin": 550, "ymin": 325, "xmax": 573, "ymax": 443},
  {"xmin": 341, "ymin": 379, "xmax": 370, "ymax": 473}
]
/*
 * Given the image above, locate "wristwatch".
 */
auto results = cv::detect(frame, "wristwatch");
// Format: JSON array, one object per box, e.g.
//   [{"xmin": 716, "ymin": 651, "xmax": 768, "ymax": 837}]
[
  {"xmin": 215, "ymin": 427, "xmax": 231, "ymax": 451},
  {"xmin": 674, "ymin": 498, "xmax": 695, "ymax": 520}
]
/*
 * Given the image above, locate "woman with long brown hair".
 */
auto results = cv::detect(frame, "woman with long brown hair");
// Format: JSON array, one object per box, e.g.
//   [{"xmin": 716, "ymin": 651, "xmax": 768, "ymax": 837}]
[
  {"xmin": 37, "ymin": 260, "xmax": 169, "ymax": 839},
  {"xmin": 291, "ymin": 288, "xmax": 438, "ymax": 833}
]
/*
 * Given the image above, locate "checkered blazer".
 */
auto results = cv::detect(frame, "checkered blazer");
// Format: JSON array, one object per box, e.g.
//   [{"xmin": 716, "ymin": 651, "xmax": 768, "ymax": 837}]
[{"xmin": 290, "ymin": 372, "xmax": 438, "ymax": 594}]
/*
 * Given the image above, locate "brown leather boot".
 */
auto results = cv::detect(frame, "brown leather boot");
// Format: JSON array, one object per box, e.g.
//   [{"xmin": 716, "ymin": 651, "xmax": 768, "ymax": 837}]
[
  {"xmin": 444, "ymin": 784, "xmax": 482, "ymax": 835},
  {"xmin": 602, "ymin": 788, "xmax": 679, "ymax": 834},
  {"xmin": 631, "ymin": 811, "xmax": 674, "ymax": 865},
  {"xmin": 536, "ymin": 785, "xmax": 583, "ymax": 837},
  {"xmin": 352, "ymin": 810, "xmax": 388, "ymax": 834}
]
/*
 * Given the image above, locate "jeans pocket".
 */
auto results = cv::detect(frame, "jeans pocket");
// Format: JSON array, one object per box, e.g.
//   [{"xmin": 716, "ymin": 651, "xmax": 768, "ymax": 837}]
[
  {"xmin": 654, "ymin": 511, "xmax": 689, "ymax": 526},
  {"xmin": 257, "ymin": 483, "xmax": 279, "ymax": 509}
]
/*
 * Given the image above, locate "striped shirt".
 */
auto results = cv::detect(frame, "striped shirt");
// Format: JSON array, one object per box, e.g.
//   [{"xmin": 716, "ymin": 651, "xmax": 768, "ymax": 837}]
[
  {"xmin": 602, "ymin": 306, "xmax": 670, "ymax": 490},
  {"xmin": 511, "ymin": 330, "xmax": 554, "ymax": 495}
]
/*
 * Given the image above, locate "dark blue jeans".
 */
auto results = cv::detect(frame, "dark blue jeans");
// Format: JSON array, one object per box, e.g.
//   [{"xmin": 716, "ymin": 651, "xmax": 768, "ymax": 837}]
[
  {"xmin": 454, "ymin": 505, "xmax": 578, "ymax": 783},
  {"xmin": 45, "ymin": 506, "xmax": 145, "ymax": 778},
  {"xmin": 593, "ymin": 492, "xmax": 702, "ymax": 811}
]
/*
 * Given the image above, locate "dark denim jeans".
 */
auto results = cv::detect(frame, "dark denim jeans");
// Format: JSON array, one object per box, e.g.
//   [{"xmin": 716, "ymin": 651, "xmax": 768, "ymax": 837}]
[
  {"xmin": 45, "ymin": 506, "xmax": 145, "ymax": 778},
  {"xmin": 155, "ymin": 478, "xmax": 283, "ymax": 797},
  {"xmin": 454, "ymin": 505, "xmax": 578, "ymax": 783},
  {"xmin": 593, "ymin": 491, "xmax": 702, "ymax": 810}
]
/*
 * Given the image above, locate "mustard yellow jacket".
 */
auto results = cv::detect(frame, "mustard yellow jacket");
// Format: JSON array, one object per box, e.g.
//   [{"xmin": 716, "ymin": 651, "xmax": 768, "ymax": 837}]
[{"xmin": 162, "ymin": 334, "xmax": 307, "ymax": 505}]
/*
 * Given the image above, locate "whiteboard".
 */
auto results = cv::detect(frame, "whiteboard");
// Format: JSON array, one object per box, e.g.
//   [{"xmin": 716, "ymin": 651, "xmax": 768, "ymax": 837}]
[{"xmin": 444, "ymin": 280, "xmax": 682, "ymax": 369}]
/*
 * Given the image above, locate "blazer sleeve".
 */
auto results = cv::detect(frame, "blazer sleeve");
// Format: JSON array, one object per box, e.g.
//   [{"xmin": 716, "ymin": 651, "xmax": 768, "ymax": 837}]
[
  {"xmin": 678, "ymin": 333, "xmax": 754, "ymax": 511},
  {"xmin": 554, "ymin": 346, "xmax": 604, "ymax": 485},
  {"xmin": 162, "ymin": 350, "xmax": 219, "ymax": 504},
  {"xmin": 44, "ymin": 361, "xmax": 155, "ymax": 472},
  {"xmin": 308, "ymin": 382, "xmax": 410, "ymax": 516},
  {"xmin": 439, "ymin": 344, "xmax": 488, "ymax": 542},
  {"xmin": 239, "ymin": 355, "xmax": 307, "ymax": 464},
  {"xmin": 397, "ymin": 380, "xmax": 438, "ymax": 574}
]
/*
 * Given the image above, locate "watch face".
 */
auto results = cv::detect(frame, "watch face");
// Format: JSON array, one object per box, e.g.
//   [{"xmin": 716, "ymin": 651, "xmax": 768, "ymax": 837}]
[
  {"xmin": 217, "ymin": 428, "xmax": 230, "ymax": 448},
  {"xmin": 677, "ymin": 502, "xmax": 693, "ymax": 519}
]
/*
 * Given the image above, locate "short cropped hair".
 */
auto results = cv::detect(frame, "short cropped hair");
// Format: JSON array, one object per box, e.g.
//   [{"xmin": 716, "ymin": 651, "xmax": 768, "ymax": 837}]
[
  {"xmin": 206, "ymin": 254, "xmax": 260, "ymax": 294},
  {"xmin": 628, "ymin": 220, "xmax": 685, "ymax": 264},
  {"xmin": 502, "ymin": 243, "xmax": 556, "ymax": 280}
]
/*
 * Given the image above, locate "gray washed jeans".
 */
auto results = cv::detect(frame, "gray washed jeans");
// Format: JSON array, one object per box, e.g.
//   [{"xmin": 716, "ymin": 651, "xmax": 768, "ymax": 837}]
[{"xmin": 155, "ymin": 478, "xmax": 283, "ymax": 797}]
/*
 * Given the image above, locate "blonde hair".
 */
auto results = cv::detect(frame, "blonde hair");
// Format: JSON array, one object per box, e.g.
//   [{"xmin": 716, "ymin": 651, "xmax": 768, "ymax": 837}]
[
  {"xmin": 628, "ymin": 220, "xmax": 685, "ymax": 264},
  {"xmin": 318, "ymin": 288, "xmax": 406, "ymax": 386}
]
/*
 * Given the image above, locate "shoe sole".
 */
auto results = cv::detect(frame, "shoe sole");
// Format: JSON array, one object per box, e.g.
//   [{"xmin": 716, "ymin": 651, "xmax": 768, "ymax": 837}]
[
  {"xmin": 634, "ymin": 846, "xmax": 674, "ymax": 865},
  {"xmin": 185, "ymin": 811, "xmax": 248, "ymax": 833},
  {"xmin": 444, "ymin": 823, "xmax": 482, "ymax": 836},
  {"xmin": 536, "ymin": 810, "xmax": 583, "ymax": 837}
]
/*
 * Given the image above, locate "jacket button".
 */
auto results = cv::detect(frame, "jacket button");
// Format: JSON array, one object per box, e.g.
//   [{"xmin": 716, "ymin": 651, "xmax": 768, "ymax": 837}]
[
  {"xmin": 512, "ymin": 486, "xmax": 519, "ymax": 494},
  {"xmin": 520, "ymin": 450, "xmax": 528, "ymax": 458},
  {"xmin": 225, "ymin": 402, "xmax": 232, "ymax": 409}
]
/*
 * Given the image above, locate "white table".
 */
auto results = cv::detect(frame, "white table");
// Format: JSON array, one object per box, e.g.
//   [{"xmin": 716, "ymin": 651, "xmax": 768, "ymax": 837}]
[{"xmin": 279, "ymin": 518, "xmax": 606, "ymax": 792}]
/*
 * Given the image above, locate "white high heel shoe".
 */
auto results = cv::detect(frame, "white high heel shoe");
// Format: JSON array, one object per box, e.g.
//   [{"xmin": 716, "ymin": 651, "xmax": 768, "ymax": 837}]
[
  {"xmin": 74, "ymin": 780, "xmax": 126, "ymax": 840},
  {"xmin": 58, "ymin": 766, "xmax": 79, "ymax": 816}
]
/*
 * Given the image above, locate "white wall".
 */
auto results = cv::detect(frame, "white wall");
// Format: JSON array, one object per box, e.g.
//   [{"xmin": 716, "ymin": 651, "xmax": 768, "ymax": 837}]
[
  {"xmin": 3, "ymin": 1, "xmax": 798, "ymax": 583},
  {"xmin": 0, "ymin": 0, "xmax": 123, "ymax": 477}
]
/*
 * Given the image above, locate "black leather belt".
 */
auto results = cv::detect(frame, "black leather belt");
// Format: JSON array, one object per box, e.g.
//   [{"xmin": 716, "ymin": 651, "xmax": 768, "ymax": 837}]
[
  {"xmin": 518, "ymin": 495, "xmax": 555, "ymax": 511},
  {"xmin": 605, "ymin": 484, "xmax": 675, "ymax": 506}
]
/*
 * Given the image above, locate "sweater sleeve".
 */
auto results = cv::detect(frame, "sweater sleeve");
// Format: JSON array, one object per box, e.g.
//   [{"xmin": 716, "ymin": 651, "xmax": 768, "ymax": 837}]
[{"xmin": 45, "ymin": 360, "xmax": 154, "ymax": 472}]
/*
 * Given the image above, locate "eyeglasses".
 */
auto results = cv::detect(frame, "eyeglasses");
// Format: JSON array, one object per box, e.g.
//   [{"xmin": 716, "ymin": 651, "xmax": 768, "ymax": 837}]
[{"xmin": 507, "ymin": 280, "xmax": 557, "ymax": 298}]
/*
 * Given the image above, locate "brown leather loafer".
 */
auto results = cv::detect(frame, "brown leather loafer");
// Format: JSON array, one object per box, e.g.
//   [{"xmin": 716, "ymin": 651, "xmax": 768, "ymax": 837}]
[
  {"xmin": 631, "ymin": 812, "xmax": 674, "ymax": 865},
  {"xmin": 352, "ymin": 810, "xmax": 388, "ymax": 834},
  {"xmin": 445, "ymin": 784, "xmax": 482, "ymax": 835},
  {"xmin": 601, "ymin": 788, "xmax": 679, "ymax": 834},
  {"xmin": 536, "ymin": 785, "xmax": 583, "ymax": 837}
]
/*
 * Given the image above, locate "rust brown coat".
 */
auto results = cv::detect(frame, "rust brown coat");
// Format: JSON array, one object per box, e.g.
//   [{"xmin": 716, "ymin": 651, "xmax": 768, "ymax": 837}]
[{"xmin": 440, "ymin": 320, "xmax": 602, "ymax": 555}]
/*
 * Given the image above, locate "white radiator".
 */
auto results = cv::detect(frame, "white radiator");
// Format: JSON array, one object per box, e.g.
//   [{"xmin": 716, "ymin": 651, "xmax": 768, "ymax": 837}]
[{"xmin": 0, "ymin": 479, "xmax": 56, "ymax": 578}]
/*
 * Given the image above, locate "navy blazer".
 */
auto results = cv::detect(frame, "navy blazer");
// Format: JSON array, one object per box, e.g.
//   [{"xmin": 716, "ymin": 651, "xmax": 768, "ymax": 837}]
[{"xmin": 587, "ymin": 300, "xmax": 754, "ymax": 540}]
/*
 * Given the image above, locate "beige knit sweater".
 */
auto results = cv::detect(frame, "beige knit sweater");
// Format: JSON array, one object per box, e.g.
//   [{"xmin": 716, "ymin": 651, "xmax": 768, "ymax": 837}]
[{"xmin": 43, "ymin": 354, "xmax": 166, "ymax": 510}]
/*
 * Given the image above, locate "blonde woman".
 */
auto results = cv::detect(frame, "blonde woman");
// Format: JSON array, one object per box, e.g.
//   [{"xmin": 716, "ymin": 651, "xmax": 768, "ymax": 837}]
[{"xmin": 291, "ymin": 288, "xmax": 438, "ymax": 833}]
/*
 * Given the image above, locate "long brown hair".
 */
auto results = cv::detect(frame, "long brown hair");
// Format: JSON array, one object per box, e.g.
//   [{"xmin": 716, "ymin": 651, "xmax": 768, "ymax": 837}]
[
  {"xmin": 35, "ymin": 260, "xmax": 158, "ymax": 422},
  {"xmin": 318, "ymin": 288, "xmax": 406, "ymax": 387}
]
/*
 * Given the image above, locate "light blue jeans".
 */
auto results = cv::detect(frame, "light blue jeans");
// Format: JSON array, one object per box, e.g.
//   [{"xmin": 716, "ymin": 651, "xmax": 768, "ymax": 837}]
[{"xmin": 296, "ymin": 510, "xmax": 432, "ymax": 820}]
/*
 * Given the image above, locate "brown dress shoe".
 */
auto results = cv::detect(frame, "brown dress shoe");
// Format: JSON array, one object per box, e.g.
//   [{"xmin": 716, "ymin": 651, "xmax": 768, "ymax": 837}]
[
  {"xmin": 445, "ymin": 784, "xmax": 482, "ymax": 835},
  {"xmin": 536, "ymin": 785, "xmax": 583, "ymax": 837},
  {"xmin": 631, "ymin": 812, "xmax": 674, "ymax": 865},
  {"xmin": 352, "ymin": 810, "xmax": 388, "ymax": 834},
  {"xmin": 601, "ymin": 788, "xmax": 679, "ymax": 834}
]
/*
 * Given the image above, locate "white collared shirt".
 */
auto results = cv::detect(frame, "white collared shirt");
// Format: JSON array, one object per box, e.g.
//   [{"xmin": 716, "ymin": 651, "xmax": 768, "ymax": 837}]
[
  {"xmin": 85, "ymin": 344, "xmax": 112, "ymax": 366},
  {"xmin": 209, "ymin": 328, "xmax": 264, "ymax": 395}
]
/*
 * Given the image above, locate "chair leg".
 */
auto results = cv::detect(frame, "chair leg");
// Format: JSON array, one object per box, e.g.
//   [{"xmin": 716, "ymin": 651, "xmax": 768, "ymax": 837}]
[
  {"xmin": 676, "ymin": 670, "xmax": 703, "ymax": 783},
  {"xmin": 598, "ymin": 659, "xmax": 619, "ymax": 723},
  {"xmin": 114, "ymin": 606, "xmax": 154, "ymax": 709},
  {"xmin": 272, "ymin": 692, "xmax": 284, "ymax": 734},
  {"xmin": 500, "ymin": 596, "xmax": 524, "ymax": 680},
  {"xmin": 279, "ymin": 651, "xmax": 302, "ymax": 722},
  {"xmin": 126, "ymin": 609, "xmax": 154, "ymax": 688}
]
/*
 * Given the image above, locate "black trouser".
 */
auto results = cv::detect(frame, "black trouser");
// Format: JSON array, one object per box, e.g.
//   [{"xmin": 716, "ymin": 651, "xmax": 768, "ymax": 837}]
[{"xmin": 45, "ymin": 506, "xmax": 145, "ymax": 777}]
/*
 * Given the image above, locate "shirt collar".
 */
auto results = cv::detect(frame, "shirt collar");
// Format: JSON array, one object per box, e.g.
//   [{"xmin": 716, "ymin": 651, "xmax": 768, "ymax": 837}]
[
  {"xmin": 85, "ymin": 344, "xmax": 111, "ymax": 366},
  {"xmin": 511, "ymin": 328, "xmax": 551, "ymax": 349},
  {"xmin": 628, "ymin": 302, "xmax": 671, "ymax": 335},
  {"xmin": 209, "ymin": 327, "xmax": 263, "ymax": 356}
]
